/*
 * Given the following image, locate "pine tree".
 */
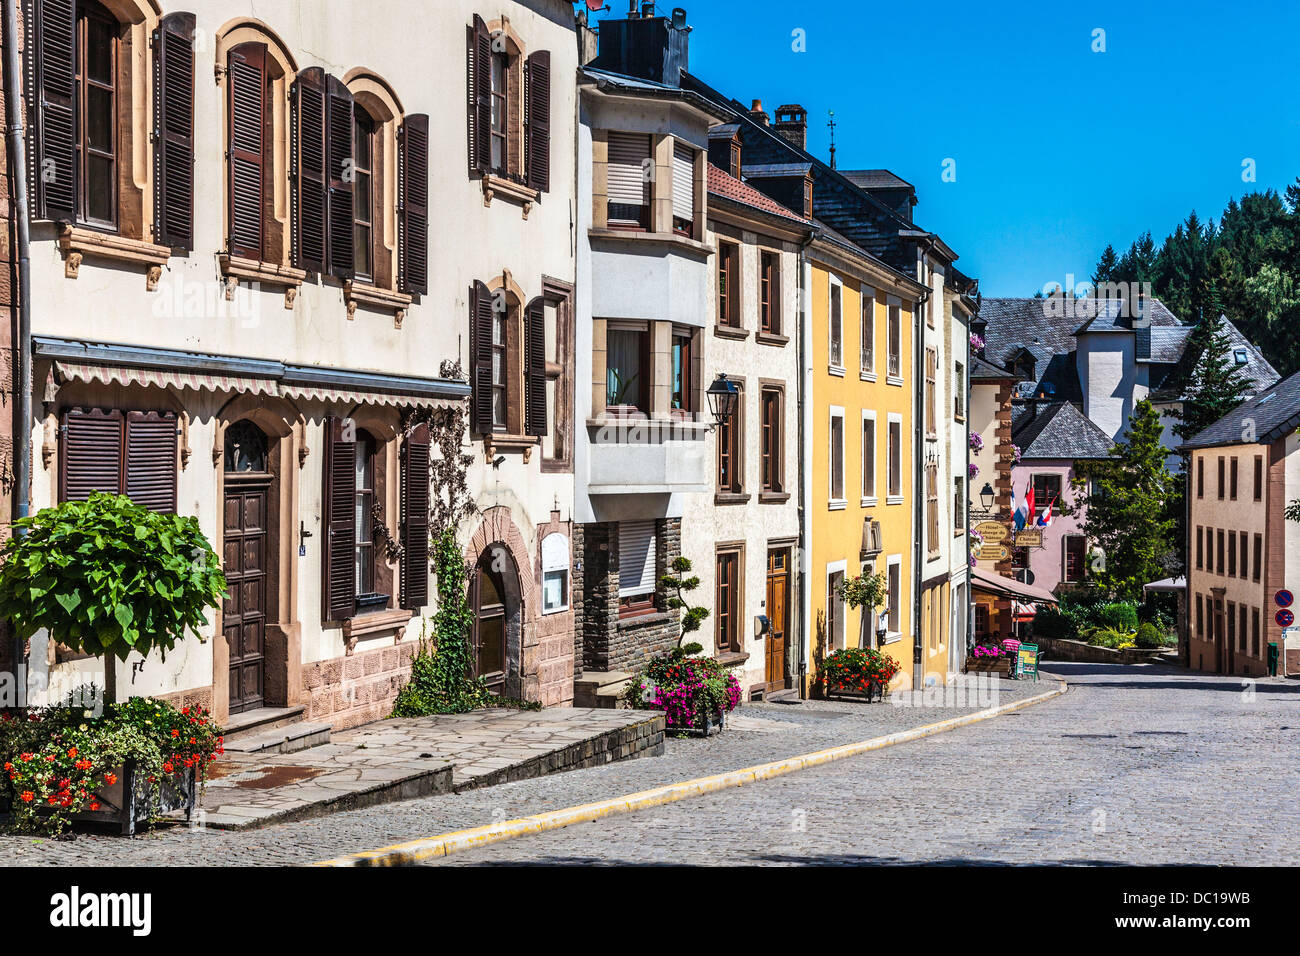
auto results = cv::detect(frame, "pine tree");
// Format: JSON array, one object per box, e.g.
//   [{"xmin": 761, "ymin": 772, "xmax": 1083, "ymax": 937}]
[
  {"xmin": 1092, "ymin": 244, "xmax": 1119, "ymax": 286},
  {"xmin": 1166, "ymin": 313, "xmax": 1254, "ymax": 446},
  {"xmin": 1074, "ymin": 400, "xmax": 1177, "ymax": 602}
]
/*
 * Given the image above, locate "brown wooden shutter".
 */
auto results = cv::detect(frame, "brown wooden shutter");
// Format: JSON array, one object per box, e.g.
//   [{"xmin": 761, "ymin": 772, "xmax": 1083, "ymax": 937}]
[
  {"xmin": 326, "ymin": 74, "xmax": 355, "ymax": 280},
  {"xmin": 525, "ymin": 51, "xmax": 551, "ymax": 193},
  {"xmin": 322, "ymin": 416, "xmax": 356, "ymax": 621},
  {"xmin": 227, "ymin": 42, "xmax": 267, "ymax": 260},
  {"xmin": 397, "ymin": 114, "xmax": 429, "ymax": 295},
  {"xmin": 33, "ymin": 0, "xmax": 77, "ymax": 221},
  {"xmin": 525, "ymin": 296, "xmax": 548, "ymax": 437},
  {"xmin": 124, "ymin": 410, "xmax": 178, "ymax": 513},
  {"xmin": 152, "ymin": 12, "xmax": 195, "ymax": 250},
  {"xmin": 468, "ymin": 14, "xmax": 491, "ymax": 175},
  {"xmin": 292, "ymin": 67, "xmax": 328, "ymax": 274},
  {"xmin": 471, "ymin": 281, "xmax": 494, "ymax": 433},
  {"xmin": 60, "ymin": 408, "xmax": 123, "ymax": 502},
  {"xmin": 400, "ymin": 422, "xmax": 431, "ymax": 610}
]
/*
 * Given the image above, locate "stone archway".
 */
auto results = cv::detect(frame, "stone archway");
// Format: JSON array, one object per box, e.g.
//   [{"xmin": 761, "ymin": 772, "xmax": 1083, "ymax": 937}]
[{"xmin": 466, "ymin": 506, "xmax": 536, "ymax": 700}]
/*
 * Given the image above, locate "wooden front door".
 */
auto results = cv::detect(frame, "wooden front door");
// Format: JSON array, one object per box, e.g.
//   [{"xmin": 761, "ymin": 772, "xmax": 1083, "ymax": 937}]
[
  {"xmin": 223, "ymin": 481, "xmax": 269, "ymax": 713},
  {"xmin": 765, "ymin": 549, "xmax": 789, "ymax": 691},
  {"xmin": 471, "ymin": 557, "xmax": 507, "ymax": 693}
]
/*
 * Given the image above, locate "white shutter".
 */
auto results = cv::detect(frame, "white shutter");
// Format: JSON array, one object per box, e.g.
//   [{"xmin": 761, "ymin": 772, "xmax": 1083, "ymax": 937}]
[
  {"xmin": 672, "ymin": 141, "xmax": 695, "ymax": 224},
  {"xmin": 607, "ymin": 132, "xmax": 650, "ymax": 212},
  {"xmin": 618, "ymin": 519, "xmax": 657, "ymax": 597}
]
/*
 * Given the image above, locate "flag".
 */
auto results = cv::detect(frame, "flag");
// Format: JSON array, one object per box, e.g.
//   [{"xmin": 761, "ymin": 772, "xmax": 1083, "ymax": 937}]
[
  {"xmin": 1012, "ymin": 481, "xmax": 1026, "ymax": 531},
  {"xmin": 1025, "ymin": 481, "xmax": 1036, "ymax": 529},
  {"xmin": 1037, "ymin": 495, "xmax": 1057, "ymax": 528}
]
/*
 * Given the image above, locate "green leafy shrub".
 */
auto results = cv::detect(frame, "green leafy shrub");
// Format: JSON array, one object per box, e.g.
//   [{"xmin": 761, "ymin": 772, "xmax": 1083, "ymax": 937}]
[
  {"xmin": 1032, "ymin": 604, "xmax": 1074, "ymax": 640},
  {"xmin": 0, "ymin": 494, "xmax": 225, "ymax": 701},
  {"xmin": 1088, "ymin": 628, "xmax": 1134, "ymax": 649},
  {"xmin": 1095, "ymin": 602, "xmax": 1139, "ymax": 633}
]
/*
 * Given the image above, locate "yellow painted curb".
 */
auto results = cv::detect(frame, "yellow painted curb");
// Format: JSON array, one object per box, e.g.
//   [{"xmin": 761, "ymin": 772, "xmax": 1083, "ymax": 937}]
[{"xmin": 315, "ymin": 677, "xmax": 1068, "ymax": 867}]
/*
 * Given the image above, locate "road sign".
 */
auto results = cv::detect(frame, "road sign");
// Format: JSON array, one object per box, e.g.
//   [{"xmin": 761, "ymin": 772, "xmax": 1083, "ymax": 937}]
[
  {"xmin": 974, "ymin": 521, "xmax": 1008, "ymax": 543},
  {"xmin": 1277, "ymin": 608, "xmax": 1295, "ymax": 628},
  {"xmin": 1276, "ymin": 590, "xmax": 1294, "ymax": 608}
]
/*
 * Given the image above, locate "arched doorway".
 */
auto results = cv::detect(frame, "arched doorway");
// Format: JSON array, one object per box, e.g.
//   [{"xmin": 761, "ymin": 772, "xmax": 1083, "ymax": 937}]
[
  {"xmin": 223, "ymin": 419, "xmax": 271, "ymax": 714},
  {"xmin": 471, "ymin": 546, "xmax": 522, "ymax": 698}
]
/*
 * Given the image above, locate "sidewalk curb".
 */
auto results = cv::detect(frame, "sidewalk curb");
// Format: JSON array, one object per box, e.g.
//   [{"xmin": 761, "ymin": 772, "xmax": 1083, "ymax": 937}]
[{"xmin": 315, "ymin": 677, "xmax": 1068, "ymax": 867}]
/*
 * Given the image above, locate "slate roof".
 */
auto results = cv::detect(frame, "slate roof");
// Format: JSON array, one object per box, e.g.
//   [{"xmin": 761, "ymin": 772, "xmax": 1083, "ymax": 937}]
[
  {"xmin": 1011, "ymin": 401, "xmax": 1115, "ymax": 460},
  {"xmin": 1151, "ymin": 315, "xmax": 1279, "ymax": 402},
  {"xmin": 708, "ymin": 165, "xmax": 813, "ymax": 226},
  {"xmin": 840, "ymin": 169, "xmax": 913, "ymax": 191},
  {"xmin": 1182, "ymin": 366, "xmax": 1300, "ymax": 450},
  {"xmin": 741, "ymin": 162, "xmax": 814, "ymax": 178},
  {"xmin": 969, "ymin": 352, "xmax": 1021, "ymax": 381}
]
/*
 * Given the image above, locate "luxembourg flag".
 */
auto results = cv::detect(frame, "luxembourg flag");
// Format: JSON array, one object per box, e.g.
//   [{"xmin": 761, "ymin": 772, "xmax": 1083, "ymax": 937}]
[{"xmin": 1036, "ymin": 495, "xmax": 1057, "ymax": 528}]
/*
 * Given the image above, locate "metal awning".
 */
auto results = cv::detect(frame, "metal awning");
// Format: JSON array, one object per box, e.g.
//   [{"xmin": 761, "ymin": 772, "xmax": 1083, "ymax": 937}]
[
  {"xmin": 970, "ymin": 566, "xmax": 1059, "ymax": 605},
  {"xmin": 36, "ymin": 336, "xmax": 470, "ymax": 409}
]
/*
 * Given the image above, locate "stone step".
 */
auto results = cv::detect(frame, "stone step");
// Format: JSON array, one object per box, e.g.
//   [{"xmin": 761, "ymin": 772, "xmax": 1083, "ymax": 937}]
[
  {"xmin": 222, "ymin": 720, "xmax": 333, "ymax": 755},
  {"xmin": 222, "ymin": 705, "xmax": 307, "ymax": 740},
  {"xmin": 574, "ymin": 670, "xmax": 634, "ymax": 709}
]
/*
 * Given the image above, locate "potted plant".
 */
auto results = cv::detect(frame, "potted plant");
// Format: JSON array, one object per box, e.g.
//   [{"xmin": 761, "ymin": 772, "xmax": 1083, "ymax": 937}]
[
  {"xmin": 819, "ymin": 647, "xmax": 901, "ymax": 702},
  {"xmin": 834, "ymin": 570, "xmax": 887, "ymax": 649},
  {"xmin": 965, "ymin": 642, "xmax": 1011, "ymax": 675},
  {"xmin": 0, "ymin": 492, "xmax": 227, "ymax": 833},
  {"xmin": 622, "ymin": 645, "xmax": 741, "ymax": 735}
]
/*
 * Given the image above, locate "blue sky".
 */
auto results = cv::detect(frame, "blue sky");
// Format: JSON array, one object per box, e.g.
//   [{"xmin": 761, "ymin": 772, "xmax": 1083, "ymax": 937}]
[{"xmin": 595, "ymin": 0, "xmax": 1300, "ymax": 295}]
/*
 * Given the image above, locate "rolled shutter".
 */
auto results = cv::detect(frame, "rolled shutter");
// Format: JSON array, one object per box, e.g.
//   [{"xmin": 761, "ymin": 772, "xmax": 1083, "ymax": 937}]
[
  {"xmin": 471, "ymin": 281, "xmax": 494, "ymax": 433},
  {"xmin": 32, "ymin": 0, "xmax": 76, "ymax": 222},
  {"xmin": 322, "ymin": 416, "xmax": 356, "ymax": 622},
  {"xmin": 60, "ymin": 408, "xmax": 123, "ymax": 502},
  {"xmin": 124, "ymin": 411, "xmax": 178, "ymax": 514},
  {"xmin": 607, "ymin": 132, "xmax": 649, "ymax": 225},
  {"xmin": 153, "ymin": 12, "xmax": 195, "ymax": 250},
  {"xmin": 397, "ymin": 114, "xmax": 429, "ymax": 295},
  {"xmin": 468, "ymin": 14, "xmax": 491, "ymax": 174},
  {"xmin": 525, "ymin": 50, "xmax": 551, "ymax": 193},
  {"xmin": 292, "ymin": 67, "xmax": 328, "ymax": 274},
  {"xmin": 672, "ymin": 141, "xmax": 694, "ymax": 225},
  {"xmin": 525, "ymin": 296, "xmax": 548, "ymax": 437},
  {"xmin": 227, "ymin": 42, "xmax": 266, "ymax": 260},
  {"xmin": 617, "ymin": 520, "xmax": 657, "ymax": 598},
  {"xmin": 326, "ymin": 75, "xmax": 355, "ymax": 280},
  {"xmin": 400, "ymin": 423, "xmax": 431, "ymax": 610}
]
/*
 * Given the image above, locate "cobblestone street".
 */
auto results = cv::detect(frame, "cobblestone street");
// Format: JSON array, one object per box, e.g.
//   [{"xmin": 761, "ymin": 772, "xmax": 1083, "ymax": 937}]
[
  {"xmin": 3, "ymin": 663, "xmax": 1294, "ymax": 866},
  {"xmin": 424, "ymin": 663, "xmax": 1300, "ymax": 866}
]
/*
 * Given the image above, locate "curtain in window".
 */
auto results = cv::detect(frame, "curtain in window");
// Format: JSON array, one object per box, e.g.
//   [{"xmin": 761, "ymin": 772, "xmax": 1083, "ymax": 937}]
[{"xmin": 606, "ymin": 328, "xmax": 643, "ymax": 409}]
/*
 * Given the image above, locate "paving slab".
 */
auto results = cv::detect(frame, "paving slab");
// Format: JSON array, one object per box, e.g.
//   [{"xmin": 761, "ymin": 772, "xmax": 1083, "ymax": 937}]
[{"xmin": 181, "ymin": 707, "xmax": 663, "ymax": 830}]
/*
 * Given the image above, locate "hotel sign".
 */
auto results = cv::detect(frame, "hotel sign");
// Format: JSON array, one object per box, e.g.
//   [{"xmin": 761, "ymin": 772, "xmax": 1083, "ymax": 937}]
[
  {"xmin": 974, "ymin": 522, "xmax": 1009, "ymax": 543},
  {"xmin": 977, "ymin": 545, "xmax": 1010, "ymax": 562}
]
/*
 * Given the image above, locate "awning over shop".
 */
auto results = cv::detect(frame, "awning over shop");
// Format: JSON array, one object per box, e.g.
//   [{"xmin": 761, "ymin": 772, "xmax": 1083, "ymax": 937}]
[
  {"xmin": 1011, "ymin": 601, "xmax": 1037, "ymax": 622},
  {"xmin": 36, "ymin": 336, "xmax": 470, "ymax": 409},
  {"xmin": 970, "ymin": 566, "xmax": 1059, "ymax": 605},
  {"xmin": 1142, "ymin": 576, "xmax": 1186, "ymax": 595}
]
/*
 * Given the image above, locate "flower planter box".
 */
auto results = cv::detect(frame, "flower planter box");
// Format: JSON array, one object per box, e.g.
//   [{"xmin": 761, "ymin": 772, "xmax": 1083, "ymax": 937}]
[
  {"xmin": 824, "ymin": 681, "xmax": 887, "ymax": 703},
  {"xmin": 666, "ymin": 709, "xmax": 726, "ymax": 737},
  {"xmin": 70, "ymin": 761, "xmax": 197, "ymax": 836},
  {"xmin": 965, "ymin": 657, "xmax": 1011, "ymax": 676}
]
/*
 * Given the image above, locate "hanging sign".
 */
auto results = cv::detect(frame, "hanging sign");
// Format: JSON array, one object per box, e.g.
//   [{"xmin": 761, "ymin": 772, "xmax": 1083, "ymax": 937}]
[
  {"xmin": 974, "ymin": 522, "xmax": 1009, "ymax": 543},
  {"xmin": 977, "ymin": 545, "xmax": 1010, "ymax": 562},
  {"xmin": 1014, "ymin": 529, "xmax": 1042, "ymax": 548}
]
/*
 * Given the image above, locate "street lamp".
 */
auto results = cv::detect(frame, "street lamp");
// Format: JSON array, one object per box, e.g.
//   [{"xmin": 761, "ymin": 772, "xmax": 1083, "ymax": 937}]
[
  {"xmin": 706, "ymin": 373, "xmax": 740, "ymax": 430},
  {"xmin": 979, "ymin": 482, "xmax": 995, "ymax": 512}
]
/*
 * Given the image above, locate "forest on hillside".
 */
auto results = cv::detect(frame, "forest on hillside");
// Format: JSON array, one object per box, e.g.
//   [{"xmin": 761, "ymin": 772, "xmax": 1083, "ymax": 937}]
[{"xmin": 1086, "ymin": 181, "xmax": 1300, "ymax": 377}]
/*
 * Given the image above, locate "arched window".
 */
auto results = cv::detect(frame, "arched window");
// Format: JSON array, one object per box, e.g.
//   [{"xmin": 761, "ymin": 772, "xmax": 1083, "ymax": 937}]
[{"xmin": 224, "ymin": 420, "xmax": 269, "ymax": 474}]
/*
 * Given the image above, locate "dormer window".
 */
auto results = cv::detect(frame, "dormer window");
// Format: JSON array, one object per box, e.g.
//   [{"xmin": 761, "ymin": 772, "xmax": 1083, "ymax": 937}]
[
  {"xmin": 729, "ymin": 141, "xmax": 741, "ymax": 179},
  {"xmin": 803, "ymin": 177, "xmax": 813, "ymax": 218},
  {"xmin": 1234, "ymin": 348, "xmax": 1249, "ymax": 366}
]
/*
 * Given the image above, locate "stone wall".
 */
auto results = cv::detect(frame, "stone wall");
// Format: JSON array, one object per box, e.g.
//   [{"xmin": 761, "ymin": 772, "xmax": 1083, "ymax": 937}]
[
  {"xmin": 301, "ymin": 641, "xmax": 418, "ymax": 730},
  {"xmin": 578, "ymin": 517, "xmax": 681, "ymax": 673},
  {"xmin": 1036, "ymin": 636, "xmax": 1172, "ymax": 666}
]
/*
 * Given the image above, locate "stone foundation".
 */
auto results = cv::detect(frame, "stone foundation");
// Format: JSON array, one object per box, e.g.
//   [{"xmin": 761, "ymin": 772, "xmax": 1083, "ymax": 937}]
[{"xmin": 302, "ymin": 641, "xmax": 418, "ymax": 730}]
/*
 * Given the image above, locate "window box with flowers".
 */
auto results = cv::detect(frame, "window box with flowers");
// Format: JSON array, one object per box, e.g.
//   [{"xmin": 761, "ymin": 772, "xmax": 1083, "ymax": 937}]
[{"xmin": 965, "ymin": 642, "xmax": 1012, "ymax": 675}]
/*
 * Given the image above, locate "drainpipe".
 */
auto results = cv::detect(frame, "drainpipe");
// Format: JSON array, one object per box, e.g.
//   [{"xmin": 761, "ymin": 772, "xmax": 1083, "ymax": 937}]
[
  {"xmin": 4, "ymin": 0, "xmax": 32, "ymax": 680},
  {"xmin": 795, "ymin": 227, "xmax": 819, "ymax": 698}
]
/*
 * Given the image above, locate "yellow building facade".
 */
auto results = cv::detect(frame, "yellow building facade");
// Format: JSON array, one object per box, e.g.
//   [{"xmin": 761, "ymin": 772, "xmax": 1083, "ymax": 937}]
[{"xmin": 807, "ymin": 238, "xmax": 924, "ymax": 692}]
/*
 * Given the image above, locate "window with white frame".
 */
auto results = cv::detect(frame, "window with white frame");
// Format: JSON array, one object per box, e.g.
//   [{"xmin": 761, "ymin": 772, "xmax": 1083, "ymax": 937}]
[
  {"xmin": 826, "ymin": 563, "xmax": 846, "ymax": 651},
  {"xmin": 887, "ymin": 414, "xmax": 903, "ymax": 501},
  {"xmin": 886, "ymin": 556, "xmax": 901, "ymax": 636},
  {"xmin": 861, "ymin": 411, "xmax": 877, "ymax": 502},
  {"xmin": 829, "ymin": 278, "xmax": 844, "ymax": 370},
  {"xmin": 541, "ymin": 532, "xmax": 569, "ymax": 613},
  {"xmin": 860, "ymin": 289, "xmax": 876, "ymax": 376},
  {"xmin": 829, "ymin": 406, "xmax": 845, "ymax": 504}
]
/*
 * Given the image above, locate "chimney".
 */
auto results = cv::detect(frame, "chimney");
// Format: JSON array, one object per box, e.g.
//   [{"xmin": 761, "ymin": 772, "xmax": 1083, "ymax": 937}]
[
  {"xmin": 576, "ymin": 9, "xmax": 599, "ymax": 66},
  {"xmin": 749, "ymin": 99, "xmax": 769, "ymax": 126},
  {"xmin": 594, "ymin": 6, "xmax": 691, "ymax": 87},
  {"xmin": 774, "ymin": 105, "xmax": 807, "ymax": 150}
]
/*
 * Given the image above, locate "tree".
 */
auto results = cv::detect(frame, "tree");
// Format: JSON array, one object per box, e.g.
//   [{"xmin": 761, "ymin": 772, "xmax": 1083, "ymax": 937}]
[
  {"xmin": 1166, "ymin": 312, "xmax": 1255, "ymax": 447},
  {"xmin": 1073, "ymin": 400, "xmax": 1178, "ymax": 601},
  {"xmin": 1092, "ymin": 244, "xmax": 1119, "ymax": 286},
  {"xmin": 661, "ymin": 556, "xmax": 708, "ymax": 648},
  {"xmin": 0, "ymin": 493, "xmax": 226, "ymax": 703}
]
